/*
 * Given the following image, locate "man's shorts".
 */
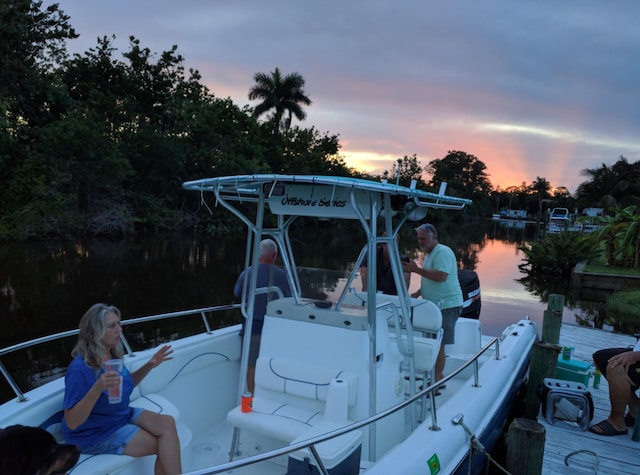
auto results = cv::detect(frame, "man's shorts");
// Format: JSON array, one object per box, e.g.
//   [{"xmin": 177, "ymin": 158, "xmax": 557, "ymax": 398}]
[{"xmin": 441, "ymin": 306, "xmax": 462, "ymax": 345}]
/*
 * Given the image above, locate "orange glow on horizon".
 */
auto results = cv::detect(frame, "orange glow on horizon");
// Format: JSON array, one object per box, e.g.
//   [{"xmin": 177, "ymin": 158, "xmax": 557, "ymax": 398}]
[{"xmin": 342, "ymin": 146, "xmax": 571, "ymax": 192}]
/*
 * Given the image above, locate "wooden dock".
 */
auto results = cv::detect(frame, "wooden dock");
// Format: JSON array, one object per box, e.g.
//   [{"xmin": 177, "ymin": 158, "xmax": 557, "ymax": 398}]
[{"xmin": 539, "ymin": 323, "xmax": 639, "ymax": 474}]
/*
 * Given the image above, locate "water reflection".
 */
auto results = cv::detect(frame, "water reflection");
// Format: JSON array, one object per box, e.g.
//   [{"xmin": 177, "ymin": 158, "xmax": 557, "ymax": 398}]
[{"xmin": 0, "ymin": 220, "xmax": 596, "ymax": 402}]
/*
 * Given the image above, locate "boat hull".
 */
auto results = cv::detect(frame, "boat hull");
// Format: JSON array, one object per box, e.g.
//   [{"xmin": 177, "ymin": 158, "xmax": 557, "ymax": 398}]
[{"xmin": 362, "ymin": 320, "xmax": 537, "ymax": 475}]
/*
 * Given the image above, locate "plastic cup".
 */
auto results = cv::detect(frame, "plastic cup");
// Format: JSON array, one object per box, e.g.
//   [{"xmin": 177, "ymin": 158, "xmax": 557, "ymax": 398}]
[
  {"xmin": 561, "ymin": 346, "xmax": 573, "ymax": 360},
  {"xmin": 104, "ymin": 359, "xmax": 123, "ymax": 404},
  {"xmin": 241, "ymin": 392, "xmax": 253, "ymax": 413}
]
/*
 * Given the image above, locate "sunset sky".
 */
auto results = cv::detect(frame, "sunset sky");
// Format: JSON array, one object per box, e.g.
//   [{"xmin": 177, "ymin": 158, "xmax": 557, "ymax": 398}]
[{"xmin": 50, "ymin": 0, "xmax": 640, "ymax": 193}]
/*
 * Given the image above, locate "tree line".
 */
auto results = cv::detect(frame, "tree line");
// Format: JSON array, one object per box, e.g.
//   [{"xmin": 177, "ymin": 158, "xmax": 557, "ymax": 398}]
[{"xmin": 2, "ymin": 1, "xmax": 639, "ymax": 241}]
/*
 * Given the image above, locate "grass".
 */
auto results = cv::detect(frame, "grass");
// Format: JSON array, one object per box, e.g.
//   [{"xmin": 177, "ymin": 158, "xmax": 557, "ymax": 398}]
[
  {"xmin": 606, "ymin": 290, "xmax": 640, "ymax": 334},
  {"xmin": 583, "ymin": 257, "xmax": 640, "ymax": 276},
  {"xmin": 581, "ymin": 255, "xmax": 640, "ymax": 333}
]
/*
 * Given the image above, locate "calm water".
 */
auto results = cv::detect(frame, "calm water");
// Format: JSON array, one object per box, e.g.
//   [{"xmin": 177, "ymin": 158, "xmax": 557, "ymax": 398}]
[{"xmin": 0, "ymin": 219, "xmax": 583, "ymax": 402}]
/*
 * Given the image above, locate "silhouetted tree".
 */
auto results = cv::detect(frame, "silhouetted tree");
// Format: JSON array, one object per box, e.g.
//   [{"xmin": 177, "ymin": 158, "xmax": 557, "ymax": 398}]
[
  {"xmin": 575, "ymin": 156, "xmax": 640, "ymax": 211},
  {"xmin": 248, "ymin": 67, "xmax": 312, "ymax": 133}
]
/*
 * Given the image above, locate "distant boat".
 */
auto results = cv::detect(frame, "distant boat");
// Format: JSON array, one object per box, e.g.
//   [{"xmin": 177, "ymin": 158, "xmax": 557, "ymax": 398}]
[
  {"xmin": 549, "ymin": 208, "xmax": 570, "ymax": 220},
  {"xmin": 546, "ymin": 208, "xmax": 601, "ymax": 234},
  {"xmin": 504, "ymin": 209, "xmax": 528, "ymax": 220}
]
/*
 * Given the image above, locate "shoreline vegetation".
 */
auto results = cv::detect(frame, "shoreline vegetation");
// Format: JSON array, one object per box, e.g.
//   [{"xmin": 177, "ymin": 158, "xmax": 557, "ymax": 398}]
[
  {"xmin": 3, "ymin": 3, "xmax": 640, "ymax": 242},
  {"xmin": 3, "ymin": 2, "xmax": 640, "ymax": 333},
  {"xmin": 574, "ymin": 260, "xmax": 640, "ymax": 334}
]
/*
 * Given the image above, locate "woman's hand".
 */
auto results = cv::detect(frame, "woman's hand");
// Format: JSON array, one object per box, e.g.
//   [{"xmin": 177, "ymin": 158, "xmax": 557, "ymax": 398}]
[
  {"xmin": 147, "ymin": 345, "xmax": 174, "ymax": 369},
  {"xmin": 99, "ymin": 370, "xmax": 121, "ymax": 391}
]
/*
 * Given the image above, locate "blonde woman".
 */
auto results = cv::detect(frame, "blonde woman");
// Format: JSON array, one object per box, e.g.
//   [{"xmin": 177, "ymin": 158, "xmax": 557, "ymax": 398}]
[{"xmin": 62, "ymin": 303, "xmax": 181, "ymax": 475}]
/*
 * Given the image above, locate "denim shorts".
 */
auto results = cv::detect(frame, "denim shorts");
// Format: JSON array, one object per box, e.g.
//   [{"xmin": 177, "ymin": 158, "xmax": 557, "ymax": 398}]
[
  {"xmin": 441, "ymin": 306, "xmax": 462, "ymax": 345},
  {"xmin": 84, "ymin": 407, "xmax": 145, "ymax": 455}
]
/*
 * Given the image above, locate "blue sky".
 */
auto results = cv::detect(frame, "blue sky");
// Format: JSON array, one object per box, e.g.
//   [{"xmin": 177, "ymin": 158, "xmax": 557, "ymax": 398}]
[{"xmin": 52, "ymin": 0, "xmax": 640, "ymax": 192}]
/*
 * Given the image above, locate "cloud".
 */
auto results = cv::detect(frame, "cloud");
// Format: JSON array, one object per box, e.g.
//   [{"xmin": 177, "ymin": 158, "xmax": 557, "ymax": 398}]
[{"xmin": 52, "ymin": 0, "xmax": 640, "ymax": 192}]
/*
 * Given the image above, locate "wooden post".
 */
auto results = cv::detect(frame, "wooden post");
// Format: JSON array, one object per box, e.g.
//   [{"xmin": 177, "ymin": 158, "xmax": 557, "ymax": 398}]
[
  {"xmin": 524, "ymin": 296, "xmax": 564, "ymax": 419},
  {"xmin": 524, "ymin": 341, "xmax": 561, "ymax": 419},
  {"xmin": 541, "ymin": 294, "xmax": 564, "ymax": 344},
  {"xmin": 506, "ymin": 418, "xmax": 545, "ymax": 475}
]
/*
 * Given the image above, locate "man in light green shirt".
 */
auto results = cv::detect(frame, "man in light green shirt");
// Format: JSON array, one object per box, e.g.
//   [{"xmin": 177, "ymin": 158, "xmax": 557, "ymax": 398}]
[{"xmin": 403, "ymin": 223, "xmax": 463, "ymax": 385}]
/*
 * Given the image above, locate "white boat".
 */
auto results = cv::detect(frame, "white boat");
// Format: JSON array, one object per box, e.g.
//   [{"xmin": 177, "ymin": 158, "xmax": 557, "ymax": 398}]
[
  {"xmin": 0, "ymin": 175, "xmax": 538, "ymax": 475},
  {"xmin": 546, "ymin": 208, "xmax": 602, "ymax": 234},
  {"xmin": 546, "ymin": 207, "xmax": 573, "ymax": 233}
]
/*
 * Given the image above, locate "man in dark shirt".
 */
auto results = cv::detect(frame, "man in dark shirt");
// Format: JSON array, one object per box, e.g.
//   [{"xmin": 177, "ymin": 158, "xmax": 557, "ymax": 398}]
[
  {"xmin": 360, "ymin": 234, "xmax": 410, "ymax": 295},
  {"xmin": 234, "ymin": 239, "xmax": 291, "ymax": 393}
]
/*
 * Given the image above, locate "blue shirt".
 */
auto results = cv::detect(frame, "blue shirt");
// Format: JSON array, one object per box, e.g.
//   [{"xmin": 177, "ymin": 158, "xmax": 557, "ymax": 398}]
[
  {"xmin": 234, "ymin": 263, "xmax": 291, "ymax": 335},
  {"xmin": 61, "ymin": 355, "xmax": 135, "ymax": 449}
]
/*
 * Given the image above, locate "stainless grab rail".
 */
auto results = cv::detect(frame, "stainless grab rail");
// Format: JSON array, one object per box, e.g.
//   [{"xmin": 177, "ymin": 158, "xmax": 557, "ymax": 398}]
[
  {"xmin": 0, "ymin": 304, "xmax": 241, "ymax": 402},
  {"xmin": 1, "ymin": 305, "xmax": 504, "ymax": 474},
  {"xmin": 182, "ymin": 336, "xmax": 500, "ymax": 475}
]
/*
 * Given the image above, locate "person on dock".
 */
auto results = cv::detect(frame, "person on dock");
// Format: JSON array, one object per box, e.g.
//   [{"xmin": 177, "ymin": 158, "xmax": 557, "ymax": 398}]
[
  {"xmin": 403, "ymin": 223, "xmax": 463, "ymax": 386},
  {"xmin": 234, "ymin": 238, "xmax": 291, "ymax": 393},
  {"xmin": 589, "ymin": 339, "xmax": 640, "ymax": 436},
  {"xmin": 62, "ymin": 303, "xmax": 182, "ymax": 474},
  {"xmin": 360, "ymin": 233, "xmax": 411, "ymax": 295}
]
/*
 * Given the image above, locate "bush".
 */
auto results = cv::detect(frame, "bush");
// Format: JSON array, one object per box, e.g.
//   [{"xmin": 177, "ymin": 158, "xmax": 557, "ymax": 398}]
[{"xmin": 606, "ymin": 290, "xmax": 640, "ymax": 334}]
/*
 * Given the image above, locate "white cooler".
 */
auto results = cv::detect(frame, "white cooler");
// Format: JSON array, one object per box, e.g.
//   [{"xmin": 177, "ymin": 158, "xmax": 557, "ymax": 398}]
[{"xmin": 287, "ymin": 423, "xmax": 362, "ymax": 475}]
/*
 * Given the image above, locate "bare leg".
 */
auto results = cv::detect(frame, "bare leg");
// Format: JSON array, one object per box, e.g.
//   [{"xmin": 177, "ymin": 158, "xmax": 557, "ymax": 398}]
[
  {"xmin": 247, "ymin": 366, "xmax": 256, "ymax": 394},
  {"xmin": 603, "ymin": 360, "xmax": 633, "ymax": 432},
  {"xmin": 124, "ymin": 411, "xmax": 181, "ymax": 475}
]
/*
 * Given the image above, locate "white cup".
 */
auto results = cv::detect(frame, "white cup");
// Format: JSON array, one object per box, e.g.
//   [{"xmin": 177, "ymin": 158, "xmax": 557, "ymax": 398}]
[{"xmin": 104, "ymin": 359, "xmax": 123, "ymax": 404}]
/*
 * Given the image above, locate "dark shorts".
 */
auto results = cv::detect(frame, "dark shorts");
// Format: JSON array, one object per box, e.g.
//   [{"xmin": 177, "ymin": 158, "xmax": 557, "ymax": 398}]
[
  {"xmin": 593, "ymin": 347, "xmax": 640, "ymax": 388},
  {"xmin": 441, "ymin": 306, "xmax": 462, "ymax": 345}
]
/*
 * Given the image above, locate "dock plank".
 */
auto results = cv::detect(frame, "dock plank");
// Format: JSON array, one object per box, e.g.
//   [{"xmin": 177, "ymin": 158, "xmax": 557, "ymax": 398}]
[{"xmin": 539, "ymin": 324, "xmax": 639, "ymax": 475}]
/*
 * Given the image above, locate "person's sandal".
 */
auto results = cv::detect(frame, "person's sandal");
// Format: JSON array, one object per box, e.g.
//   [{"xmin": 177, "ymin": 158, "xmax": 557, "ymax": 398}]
[{"xmin": 588, "ymin": 420, "xmax": 628, "ymax": 436}]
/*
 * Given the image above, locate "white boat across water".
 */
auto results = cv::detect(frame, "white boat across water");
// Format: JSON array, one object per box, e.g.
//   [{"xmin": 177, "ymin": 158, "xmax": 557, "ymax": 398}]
[{"xmin": 0, "ymin": 175, "xmax": 538, "ymax": 474}]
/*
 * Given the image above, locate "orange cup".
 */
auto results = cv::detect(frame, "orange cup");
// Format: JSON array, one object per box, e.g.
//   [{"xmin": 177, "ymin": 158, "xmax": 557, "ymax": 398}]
[{"xmin": 241, "ymin": 392, "xmax": 253, "ymax": 413}]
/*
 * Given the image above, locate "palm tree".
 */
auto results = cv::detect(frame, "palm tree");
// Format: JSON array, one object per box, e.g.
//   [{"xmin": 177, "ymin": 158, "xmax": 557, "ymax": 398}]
[
  {"xmin": 248, "ymin": 67, "xmax": 312, "ymax": 133},
  {"xmin": 590, "ymin": 205, "xmax": 640, "ymax": 268},
  {"xmin": 575, "ymin": 156, "xmax": 640, "ymax": 210},
  {"xmin": 530, "ymin": 176, "xmax": 551, "ymax": 222}
]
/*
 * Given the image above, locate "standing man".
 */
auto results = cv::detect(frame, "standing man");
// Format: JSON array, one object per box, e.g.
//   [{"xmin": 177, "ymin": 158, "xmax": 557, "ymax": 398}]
[
  {"xmin": 403, "ymin": 223, "xmax": 462, "ymax": 385},
  {"xmin": 234, "ymin": 238, "xmax": 291, "ymax": 393},
  {"xmin": 360, "ymin": 233, "xmax": 411, "ymax": 295}
]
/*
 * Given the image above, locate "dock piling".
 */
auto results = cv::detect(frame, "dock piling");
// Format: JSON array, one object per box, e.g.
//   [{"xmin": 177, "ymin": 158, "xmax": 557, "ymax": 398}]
[
  {"xmin": 506, "ymin": 418, "xmax": 545, "ymax": 475},
  {"xmin": 524, "ymin": 295, "xmax": 564, "ymax": 419}
]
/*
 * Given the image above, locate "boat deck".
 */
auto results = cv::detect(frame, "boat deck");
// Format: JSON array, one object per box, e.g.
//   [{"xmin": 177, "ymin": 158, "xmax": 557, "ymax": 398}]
[{"xmin": 540, "ymin": 324, "xmax": 640, "ymax": 474}]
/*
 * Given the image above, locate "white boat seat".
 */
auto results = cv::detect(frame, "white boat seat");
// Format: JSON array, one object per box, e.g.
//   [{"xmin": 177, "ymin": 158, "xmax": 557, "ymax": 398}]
[
  {"xmin": 410, "ymin": 300, "xmax": 442, "ymax": 336},
  {"xmin": 68, "ymin": 422, "xmax": 191, "ymax": 475},
  {"xmin": 55, "ymin": 393, "xmax": 192, "ymax": 475},
  {"xmin": 389, "ymin": 299, "xmax": 443, "ymax": 377},
  {"xmin": 390, "ymin": 330, "xmax": 442, "ymax": 375},
  {"xmin": 227, "ymin": 357, "xmax": 357, "ymax": 443},
  {"xmin": 288, "ymin": 422, "xmax": 363, "ymax": 472}
]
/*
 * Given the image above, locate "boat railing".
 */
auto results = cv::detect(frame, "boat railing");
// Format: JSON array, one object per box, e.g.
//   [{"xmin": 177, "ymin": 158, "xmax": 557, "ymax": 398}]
[
  {"xmin": 0, "ymin": 304, "xmax": 240, "ymax": 403},
  {"xmin": 182, "ymin": 335, "xmax": 501, "ymax": 475},
  {"xmin": 2, "ymin": 304, "xmax": 504, "ymax": 474}
]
